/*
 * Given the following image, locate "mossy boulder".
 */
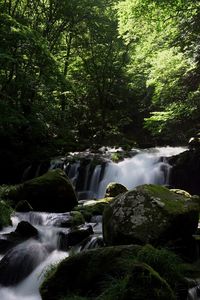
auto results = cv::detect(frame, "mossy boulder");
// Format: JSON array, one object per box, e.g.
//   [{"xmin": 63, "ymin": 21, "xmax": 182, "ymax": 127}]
[
  {"xmin": 8, "ymin": 169, "xmax": 78, "ymax": 212},
  {"xmin": 40, "ymin": 244, "xmax": 186, "ymax": 300},
  {"xmin": 103, "ymin": 184, "xmax": 199, "ymax": 246},
  {"xmin": 75, "ymin": 198, "xmax": 113, "ymax": 222},
  {"xmin": 0, "ymin": 200, "xmax": 13, "ymax": 229},
  {"xmin": 62, "ymin": 211, "xmax": 85, "ymax": 227},
  {"xmin": 105, "ymin": 182, "xmax": 128, "ymax": 197}
]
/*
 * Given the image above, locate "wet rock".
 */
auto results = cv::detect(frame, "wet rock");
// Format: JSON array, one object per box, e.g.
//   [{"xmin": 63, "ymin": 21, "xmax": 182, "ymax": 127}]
[
  {"xmin": 75, "ymin": 198, "xmax": 113, "ymax": 222},
  {"xmin": 105, "ymin": 182, "xmax": 128, "ymax": 197},
  {"xmin": 15, "ymin": 200, "xmax": 33, "ymax": 212},
  {"xmin": 0, "ymin": 239, "xmax": 14, "ymax": 254},
  {"xmin": 103, "ymin": 184, "xmax": 199, "ymax": 246},
  {"xmin": 0, "ymin": 240, "xmax": 48, "ymax": 286},
  {"xmin": 40, "ymin": 244, "xmax": 185, "ymax": 300},
  {"xmin": 8, "ymin": 169, "xmax": 78, "ymax": 212},
  {"xmin": 58, "ymin": 225, "xmax": 93, "ymax": 250},
  {"xmin": 15, "ymin": 221, "xmax": 38, "ymax": 238},
  {"xmin": 0, "ymin": 221, "xmax": 38, "ymax": 254},
  {"xmin": 169, "ymin": 149, "xmax": 200, "ymax": 196}
]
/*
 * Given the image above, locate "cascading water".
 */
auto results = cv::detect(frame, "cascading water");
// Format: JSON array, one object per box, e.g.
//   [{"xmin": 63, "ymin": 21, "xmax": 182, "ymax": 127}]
[
  {"xmin": 64, "ymin": 147, "xmax": 187, "ymax": 199},
  {"xmin": 0, "ymin": 212, "xmax": 102, "ymax": 300},
  {"xmin": 0, "ymin": 146, "xmax": 189, "ymax": 300}
]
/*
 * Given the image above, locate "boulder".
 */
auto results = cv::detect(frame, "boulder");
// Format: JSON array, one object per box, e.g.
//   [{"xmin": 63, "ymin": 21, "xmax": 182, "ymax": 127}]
[
  {"xmin": 40, "ymin": 244, "xmax": 186, "ymax": 300},
  {"xmin": 8, "ymin": 169, "xmax": 78, "ymax": 212},
  {"xmin": 75, "ymin": 198, "xmax": 113, "ymax": 222},
  {"xmin": 0, "ymin": 221, "xmax": 38, "ymax": 254},
  {"xmin": 0, "ymin": 240, "xmax": 48, "ymax": 286},
  {"xmin": 169, "ymin": 149, "xmax": 200, "ymax": 196},
  {"xmin": 103, "ymin": 184, "xmax": 199, "ymax": 246},
  {"xmin": 58, "ymin": 225, "xmax": 93, "ymax": 250},
  {"xmin": 14, "ymin": 221, "xmax": 38, "ymax": 238},
  {"xmin": 105, "ymin": 182, "xmax": 128, "ymax": 197},
  {"xmin": 15, "ymin": 200, "xmax": 33, "ymax": 212}
]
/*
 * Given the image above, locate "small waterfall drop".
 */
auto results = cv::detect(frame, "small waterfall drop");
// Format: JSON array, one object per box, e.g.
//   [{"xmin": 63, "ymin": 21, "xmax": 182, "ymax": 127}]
[
  {"xmin": 0, "ymin": 209, "xmax": 101, "ymax": 300},
  {"xmin": 64, "ymin": 146, "xmax": 187, "ymax": 199}
]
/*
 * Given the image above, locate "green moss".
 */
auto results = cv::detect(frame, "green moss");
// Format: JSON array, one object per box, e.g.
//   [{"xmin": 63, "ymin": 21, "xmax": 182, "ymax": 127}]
[
  {"xmin": 123, "ymin": 262, "xmax": 176, "ymax": 300},
  {"xmin": 105, "ymin": 183, "xmax": 127, "ymax": 197},
  {"xmin": 70, "ymin": 211, "xmax": 85, "ymax": 226},
  {"xmin": 0, "ymin": 199, "xmax": 13, "ymax": 229},
  {"xmin": 111, "ymin": 153, "xmax": 124, "ymax": 163},
  {"xmin": 75, "ymin": 198, "xmax": 113, "ymax": 222},
  {"xmin": 7, "ymin": 169, "xmax": 78, "ymax": 212},
  {"xmin": 41, "ymin": 244, "xmax": 186, "ymax": 300},
  {"xmin": 136, "ymin": 244, "xmax": 184, "ymax": 289},
  {"xmin": 139, "ymin": 184, "xmax": 198, "ymax": 214}
]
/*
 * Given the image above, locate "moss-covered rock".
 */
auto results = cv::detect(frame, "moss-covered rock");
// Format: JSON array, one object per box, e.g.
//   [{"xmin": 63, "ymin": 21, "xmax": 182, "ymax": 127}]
[
  {"xmin": 0, "ymin": 200, "xmax": 13, "ymax": 229},
  {"xmin": 105, "ymin": 182, "xmax": 128, "ymax": 198},
  {"xmin": 8, "ymin": 169, "xmax": 78, "ymax": 212},
  {"xmin": 68, "ymin": 211, "xmax": 85, "ymax": 227},
  {"xmin": 103, "ymin": 184, "xmax": 199, "ymax": 246},
  {"xmin": 40, "ymin": 244, "xmax": 186, "ymax": 300},
  {"xmin": 75, "ymin": 198, "xmax": 113, "ymax": 222},
  {"xmin": 122, "ymin": 262, "xmax": 175, "ymax": 300}
]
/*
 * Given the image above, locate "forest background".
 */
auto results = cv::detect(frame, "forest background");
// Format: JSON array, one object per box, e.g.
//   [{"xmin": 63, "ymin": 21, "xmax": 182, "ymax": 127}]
[{"xmin": 1, "ymin": 0, "xmax": 200, "ymax": 182}]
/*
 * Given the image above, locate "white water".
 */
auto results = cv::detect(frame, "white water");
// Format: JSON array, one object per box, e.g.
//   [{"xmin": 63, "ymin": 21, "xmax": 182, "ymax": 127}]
[
  {"xmin": 0, "ymin": 250, "xmax": 68, "ymax": 300},
  {"xmin": 0, "ymin": 213, "xmax": 70, "ymax": 300},
  {"xmin": 95, "ymin": 146, "xmax": 187, "ymax": 198},
  {"xmin": 65, "ymin": 146, "xmax": 187, "ymax": 199},
  {"xmin": 0, "ymin": 210, "xmax": 102, "ymax": 300},
  {"xmin": 0, "ymin": 146, "xmax": 188, "ymax": 300}
]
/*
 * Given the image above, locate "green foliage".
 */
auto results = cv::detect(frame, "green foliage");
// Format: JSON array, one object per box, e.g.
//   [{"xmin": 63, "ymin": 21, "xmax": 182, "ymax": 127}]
[
  {"xmin": 41, "ymin": 244, "xmax": 186, "ymax": 300},
  {"xmin": 136, "ymin": 244, "xmax": 184, "ymax": 289},
  {"xmin": 117, "ymin": 0, "xmax": 200, "ymax": 143},
  {"xmin": 1, "ymin": 0, "xmax": 200, "ymax": 176},
  {"xmin": 0, "ymin": 199, "xmax": 13, "ymax": 229}
]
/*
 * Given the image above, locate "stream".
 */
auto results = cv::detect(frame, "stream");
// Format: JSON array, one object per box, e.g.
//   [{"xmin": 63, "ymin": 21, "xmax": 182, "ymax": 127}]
[{"xmin": 0, "ymin": 146, "xmax": 192, "ymax": 300}]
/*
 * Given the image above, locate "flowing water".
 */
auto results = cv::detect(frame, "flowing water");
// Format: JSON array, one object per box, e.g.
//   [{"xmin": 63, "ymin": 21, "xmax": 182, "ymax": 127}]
[
  {"xmin": 0, "ymin": 212, "xmax": 101, "ymax": 300},
  {"xmin": 0, "ymin": 146, "xmax": 189, "ymax": 300},
  {"xmin": 65, "ymin": 146, "xmax": 187, "ymax": 199}
]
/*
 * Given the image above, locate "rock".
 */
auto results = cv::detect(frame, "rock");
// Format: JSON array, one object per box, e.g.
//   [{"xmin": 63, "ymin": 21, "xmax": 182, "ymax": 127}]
[
  {"xmin": 15, "ymin": 200, "xmax": 33, "ymax": 212},
  {"xmin": 60, "ymin": 211, "xmax": 85, "ymax": 228},
  {"xmin": 170, "ymin": 189, "xmax": 192, "ymax": 198},
  {"xmin": 0, "ymin": 240, "xmax": 48, "ymax": 286},
  {"xmin": 0, "ymin": 239, "xmax": 14, "ymax": 254},
  {"xmin": 8, "ymin": 169, "xmax": 78, "ymax": 212},
  {"xmin": 75, "ymin": 198, "xmax": 113, "ymax": 222},
  {"xmin": 118, "ymin": 262, "xmax": 176, "ymax": 300},
  {"xmin": 0, "ymin": 200, "xmax": 13, "ymax": 230},
  {"xmin": 58, "ymin": 225, "xmax": 93, "ymax": 250},
  {"xmin": 169, "ymin": 149, "xmax": 200, "ymax": 195},
  {"xmin": 40, "ymin": 244, "xmax": 185, "ymax": 300},
  {"xmin": 0, "ymin": 221, "xmax": 38, "ymax": 254},
  {"xmin": 105, "ymin": 182, "xmax": 128, "ymax": 197},
  {"xmin": 188, "ymin": 134, "xmax": 200, "ymax": 149},
  {"xmin": 15, "ymin": 221, "xmax": 38, "ymax": 238},
  {"xmin": 103, "ymin": 184, "xmax": 199, "ymax": 246}
]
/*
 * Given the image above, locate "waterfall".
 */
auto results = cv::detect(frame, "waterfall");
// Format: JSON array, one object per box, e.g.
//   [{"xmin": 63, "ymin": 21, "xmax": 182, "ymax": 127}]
[
  {"xmin": 64, "ymin": 146, "xmax": 187, "ymax": 200},
  {"xmin": 0, "ymin": 209, "xmax": 101, "ymax": 300},
  {"xmin": 0, "ymin": 146, "xmax": 190, "ymax": 300}
]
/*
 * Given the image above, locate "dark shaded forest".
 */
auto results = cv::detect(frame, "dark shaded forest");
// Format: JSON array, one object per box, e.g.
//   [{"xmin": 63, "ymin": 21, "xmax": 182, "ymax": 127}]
[{"xmin": 1, "ymin": 0, "xmax": 200, "ymax": 182}]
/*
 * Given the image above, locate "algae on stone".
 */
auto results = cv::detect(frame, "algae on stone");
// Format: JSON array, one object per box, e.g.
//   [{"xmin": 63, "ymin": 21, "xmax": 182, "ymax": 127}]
[
  {"xmin": 7, "ymin": 169, "xmax": 78, "ymax": 212},
  {"xmin": 103, "ymin": 184, "xmax": 199, "ymax": 246},
  {"xmin": 40, "ymin": 244, "xmax": 186, "ymax": 300}
]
